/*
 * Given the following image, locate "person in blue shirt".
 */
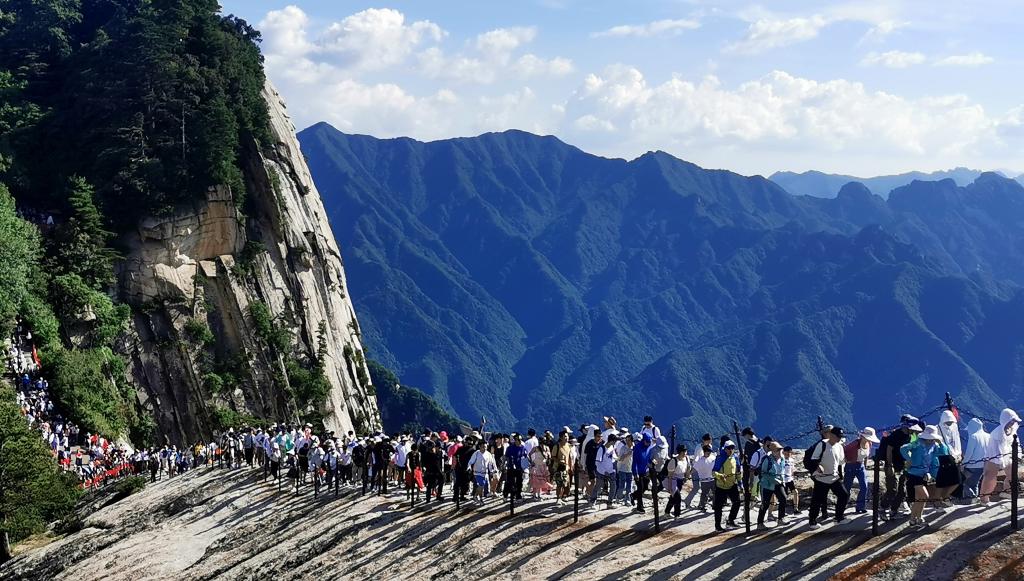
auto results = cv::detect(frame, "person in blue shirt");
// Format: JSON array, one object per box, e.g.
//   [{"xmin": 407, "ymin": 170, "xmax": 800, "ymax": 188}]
[
  {"xmin": 901, "ymin": 425, "xmax": 950, "ymax": 528},
  {"xmin": 756, "ymin": 441, "xmax": 788, "ymax": 529},
  {"xmin": 631, "ymin": 434, "xmax": 653, "ymax": 513},
  {"xmin": 504, "ymin": 433, "xmax": 527, "ymax": 500}
]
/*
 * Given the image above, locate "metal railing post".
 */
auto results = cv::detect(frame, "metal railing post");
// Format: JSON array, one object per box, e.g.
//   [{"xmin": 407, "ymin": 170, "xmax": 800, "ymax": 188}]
[
  {"xmin": 1012, "ymin": 435, "xmax": 1019, "ymax": 531},
  {"xmin": 872, "ymin": 459, "xmax": 881, "ymax": 537},
  {"xmin": 573, "ymin": 469, "xmax": 580, "ymax": 523}
]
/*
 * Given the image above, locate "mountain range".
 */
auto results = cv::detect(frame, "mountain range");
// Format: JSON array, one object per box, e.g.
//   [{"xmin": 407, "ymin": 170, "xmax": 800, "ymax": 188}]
[
  {"xmin": 770, "ymin": 167, "xmax": 1024, "ymax": 199},
  {"xmin": 299, "ymin": 123, "xmax": 1024, "ymax": 440}
]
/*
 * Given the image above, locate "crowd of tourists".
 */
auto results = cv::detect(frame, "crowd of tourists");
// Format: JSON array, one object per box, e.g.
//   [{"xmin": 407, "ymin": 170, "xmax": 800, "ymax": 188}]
[
  {"xmin": 7, "ymin": 318, "xmax": 1023, "ymax": 533},
  {"xmin": 7, "ymin": 321, "xmax": 136, "ymax": 486},
  {"xmin": 200, "ymin": 408, "xmax": 1022, "ymax": 534}
]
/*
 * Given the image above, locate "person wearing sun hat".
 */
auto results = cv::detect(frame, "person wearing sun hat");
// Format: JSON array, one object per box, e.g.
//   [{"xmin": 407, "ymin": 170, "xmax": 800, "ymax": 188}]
[
  {"xmin": 881, "ymin": 415, "xmax": 921, "ymax": 520},
  {"xmin": 757, "ymin": 441, "xmax": 788, "ymax": 529},
  {"xmin": 901, "ymin": 424, "xmax": 952, "ymax": 528},
  {"xmin": 843, "ymin": 427, "xmax": 880, "ymax": 514},
  {"xmin": 713, "ymin": 440, "xmax": 741, "ymax": 531},
  {"xmin": 980, "ymin": 408, "xmax": 1022, "ymax": 504}
]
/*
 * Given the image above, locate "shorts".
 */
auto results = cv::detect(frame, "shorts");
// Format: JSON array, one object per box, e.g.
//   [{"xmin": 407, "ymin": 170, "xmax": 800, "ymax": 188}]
[
  {"xmin": 906, "ymin": 474, "xmax": 927, "ymax": 489},
  {"xmin": 474, "ymin": 474, "xmax": 488, "ymax": 487},
  {"xmin": 784, "ymin": 482, "xmax": 796, "ymax": 493}
]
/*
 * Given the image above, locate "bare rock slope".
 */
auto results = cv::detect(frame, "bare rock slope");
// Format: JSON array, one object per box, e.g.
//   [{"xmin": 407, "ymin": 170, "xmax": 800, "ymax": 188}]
[
  {"xmin": 4, "ymin": 467, "xmax": 1022, "ymax": 580},
  {"xmin": 117, "ymin": 82, "xmax": 380, "ymax": 443}
]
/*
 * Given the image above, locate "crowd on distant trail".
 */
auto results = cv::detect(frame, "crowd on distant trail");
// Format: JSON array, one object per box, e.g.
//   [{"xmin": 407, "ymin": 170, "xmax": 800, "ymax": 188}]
[
  {"xmin": 7, "ymin": 319, "xmax": 138, "ymax": 487},
  {"xmin": 7, "ymin": 318, "xmax": 1024, "ymax": 534}
]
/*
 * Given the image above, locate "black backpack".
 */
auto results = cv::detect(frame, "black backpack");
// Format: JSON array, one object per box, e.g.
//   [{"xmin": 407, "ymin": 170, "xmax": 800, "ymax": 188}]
[
  {"xmin": 658, "ymin": 458, "xmax": 673, "ymax": 481},
  {"xmin": 803, "ymin": 441, "xmax": 823, "ymax": 473}
]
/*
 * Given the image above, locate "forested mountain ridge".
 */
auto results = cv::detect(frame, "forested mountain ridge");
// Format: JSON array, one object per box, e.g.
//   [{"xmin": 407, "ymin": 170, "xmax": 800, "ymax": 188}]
[{"xmin": 301, "ymin": 123, "xmax": 1024, "ymax": 437}]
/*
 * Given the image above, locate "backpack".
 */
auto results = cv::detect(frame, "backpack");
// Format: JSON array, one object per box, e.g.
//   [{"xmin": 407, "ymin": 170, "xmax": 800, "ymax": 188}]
[
  {"xmin": 803, "ymin": 441, "xmax": 824, "ymax": 473},
  {"xmin": 659, "ymin": 458, "xmax": 673, "ymax": 481},
  {"xmin": 712, "ymin": 449, "xmax": 728, "ymax": 473},
  {"xmin": 750, "ymin": 450, "xmax": 765, "ymax": 476}
]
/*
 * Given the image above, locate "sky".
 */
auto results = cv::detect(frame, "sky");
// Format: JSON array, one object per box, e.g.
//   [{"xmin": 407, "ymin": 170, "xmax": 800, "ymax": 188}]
[{"xmin": 219, "ymin": 0, "xmax": 1024, "ymax": 177}]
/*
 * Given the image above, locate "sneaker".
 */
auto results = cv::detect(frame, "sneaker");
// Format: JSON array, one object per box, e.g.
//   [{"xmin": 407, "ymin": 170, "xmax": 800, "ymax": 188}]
[
  {"xmin": 809, "ymin": 523, "xmax": 820, "ymax": 530},
  {"xmin": 767, "ymin": 513, "xmax": 776, "ymax": 521},
  {"xmin": 793, "ymin": 509, "xmax": 803, "ymax": 514},
  {"xmin": 726, "ymin": 521, "xmax": 740, "ymax": 529},
  {"xmin": 778, "ymin": 517, "xmax": 788, "ymax": 526},
  {"xmin": 756, "ymin": 523, "xmax": 769, "ymax": 531},
  {"xmin": 855, "ymin": 509, "xmax": 868, "ymax": 514},
  {"xmin": 715, "ymin": 526, "xmax": 727, "ymax": 532}
]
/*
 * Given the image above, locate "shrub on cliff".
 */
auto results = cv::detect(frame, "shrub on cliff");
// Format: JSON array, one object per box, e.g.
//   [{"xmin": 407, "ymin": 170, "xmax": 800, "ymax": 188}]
[{"xmin": 43, "ymin": 347, "xmax": 134, "ymax": 439}]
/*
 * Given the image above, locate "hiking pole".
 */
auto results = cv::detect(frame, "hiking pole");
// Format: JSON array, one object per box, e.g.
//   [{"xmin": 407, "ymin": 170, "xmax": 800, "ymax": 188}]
[
  {"xmin": 733, "ymin": 421, "xmax": 750, "ymax": 535},
  {"xmin": 574, "ymin": 469, "xmax": 580, "ymax": 524},
  {"xmin": 652, "ymin": 466, "xmax": 661, "ymax": 533},
  {"xmin": 1013, "ymin": 435, "xmax": 1019, "ymax": 531},
  {"xmin": 872, "ymin": 459, "xmax": 881, "ymax": 537},
  {"xmin": 510, "ymin": 489, "xmax": 515, "ymax": 517},
  {"xmin": 670, "ymin": 425, "xmax": 676, "ymax": 455}
]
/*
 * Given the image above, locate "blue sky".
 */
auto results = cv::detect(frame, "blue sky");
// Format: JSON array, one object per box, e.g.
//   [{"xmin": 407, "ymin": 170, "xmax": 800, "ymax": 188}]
[{"xmin": 220, "ymin": 0, "xmax": 1023, "ymax": 177}]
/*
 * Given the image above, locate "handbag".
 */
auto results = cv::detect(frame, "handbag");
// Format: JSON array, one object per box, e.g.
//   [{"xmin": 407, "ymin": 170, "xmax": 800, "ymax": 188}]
[{"xmin": 936, "ymin": 455, "xmax": 961, "ymax": 488}]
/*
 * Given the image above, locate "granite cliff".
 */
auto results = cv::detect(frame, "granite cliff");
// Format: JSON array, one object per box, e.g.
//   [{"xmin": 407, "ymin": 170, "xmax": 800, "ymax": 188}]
[{"xmin": 116, "ymin": 83, "xmax": 380, "ymax": 444}]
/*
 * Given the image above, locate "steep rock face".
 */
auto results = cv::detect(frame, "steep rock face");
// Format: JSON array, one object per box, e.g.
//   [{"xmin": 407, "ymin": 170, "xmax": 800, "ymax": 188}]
[{"xmin": 116, "ymin": 83, "xmax": 380, "ymax": 444}]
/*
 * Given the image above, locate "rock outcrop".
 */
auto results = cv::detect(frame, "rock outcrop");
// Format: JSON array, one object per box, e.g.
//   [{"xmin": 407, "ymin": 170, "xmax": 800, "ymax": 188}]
[
  {"xmin": 3, "ymin": 467, "xmax": 1021, "ymax": 580},
  {"xmin": 115, "ymin": 82, "xmax": 380, "ymax": 444}
]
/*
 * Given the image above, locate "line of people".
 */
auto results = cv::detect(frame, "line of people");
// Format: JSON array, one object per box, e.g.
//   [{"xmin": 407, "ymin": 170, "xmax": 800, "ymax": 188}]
[{"xmin": 9, "ymin": 315, "xmax": 1023, "ymax": 535}]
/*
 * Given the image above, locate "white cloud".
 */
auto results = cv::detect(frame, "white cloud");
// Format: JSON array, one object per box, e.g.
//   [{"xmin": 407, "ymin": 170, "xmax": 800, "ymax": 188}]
[
  {"xmin": 562, "ymin": 67, "xmax": 1014, "ymax": 167},
  {"xmin": 258, "ymin": 8, "xmax": 572, "ymax": 88},
  {"xmin": 514, "ymin": 54, "xmax": 575, "ymax": 77},
  {"xmin": 860, "ymin": 50, "xmax": 926, "ymax": 68},
  {"xmin": 725, "ymin": 15, "xmax": 829, "ymax": 54},
  {"xmin": 935, "ymin": 52, "xmax": 994, "ymax": 67},
  {"xmin": 259, "ymin": 6, "xmax": 445, "ymax": 73},
  {"xmin": 860, "ymin": 19, "xmax": 907, "ymax": 44},
  {"xmin": 573, "ymin": 114, "xmax": 616, "ymax": 132},
  {"xmin": 592, "ymin": 19, "xmax": 700, "ymax": 38},
  {"xmin": 317, "ymin": 8, "xmax": 444, "ymax": 70},
  {"xmin": 259, "ymin": 5, "xmax": 313, "ymax": 58},
  {"xmin": 418, "ymin": 27, "xmax": 573, "ymax": 83},
  {"xmin": 725, "ymin": 3, "xmax": 906, "ymax": 56},
  {"xmin": 475, "ymin": 27, "xmax": 537, "ymax": 60}
]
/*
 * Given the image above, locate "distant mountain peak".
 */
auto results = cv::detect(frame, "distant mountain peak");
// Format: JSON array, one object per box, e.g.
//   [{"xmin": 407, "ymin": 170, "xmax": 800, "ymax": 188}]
[
  {"xmin": 772, "ymin": 167, "xmax": 991, "ymax": 199},
  {"xmin": 836, "ymin": 181, "xmax": 874, "ymax": 200}
]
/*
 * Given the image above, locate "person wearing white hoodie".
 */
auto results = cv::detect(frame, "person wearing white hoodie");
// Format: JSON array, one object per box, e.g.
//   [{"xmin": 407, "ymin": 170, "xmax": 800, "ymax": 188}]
[
  {"xmin": 938, "ymin": 410, "xmax": 962, "ymax": 461},
  {"xmin": 980, "ymin": 408, "xmax": 1022, "ymax": 504},
  {"xmin": 961, "ymin": 418, "xmax": 989, "ymax": 502}
]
